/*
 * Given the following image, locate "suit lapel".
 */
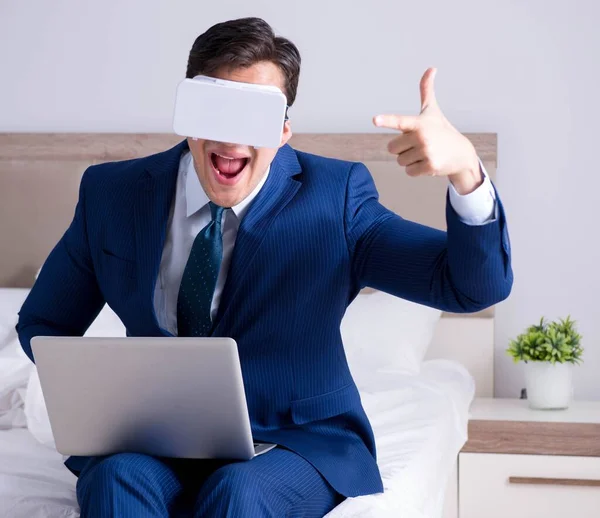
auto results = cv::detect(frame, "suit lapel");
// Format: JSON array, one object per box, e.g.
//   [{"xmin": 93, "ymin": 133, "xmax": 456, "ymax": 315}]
[
  {"xmin": 134, "ymin": 140, "xmax": 188, "ymax": 334},
  {"xmin": 214, "ymin": 145, "xmax": 302, "ymax": 330}
]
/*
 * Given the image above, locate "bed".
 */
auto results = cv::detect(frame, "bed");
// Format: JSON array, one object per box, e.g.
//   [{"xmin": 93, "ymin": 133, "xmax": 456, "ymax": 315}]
[
  {"xmin": 0, "ymin": 132, "xmax": 498, "ymax": 518},
  {"xmin": 0, "ymin": 356, "xmax": 474, "ymax": 518}
]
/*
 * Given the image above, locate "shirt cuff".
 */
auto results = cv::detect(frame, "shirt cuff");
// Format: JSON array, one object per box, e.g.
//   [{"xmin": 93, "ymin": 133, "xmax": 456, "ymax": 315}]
[{"xmin": 448, "ymin": 160, "xmax": 497, "ymax": 226}]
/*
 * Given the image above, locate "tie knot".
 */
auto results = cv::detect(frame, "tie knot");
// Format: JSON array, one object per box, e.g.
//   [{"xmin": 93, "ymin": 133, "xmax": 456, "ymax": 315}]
[{"xmin": 209, "ymin": 202, "xmax": 225, "ymax": 224}]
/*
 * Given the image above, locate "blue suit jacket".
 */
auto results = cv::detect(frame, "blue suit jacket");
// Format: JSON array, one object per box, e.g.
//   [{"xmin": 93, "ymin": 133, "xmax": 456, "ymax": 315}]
[{"xmin": 17, "ymin": 141, "xmax": 512, "ymax": 497}]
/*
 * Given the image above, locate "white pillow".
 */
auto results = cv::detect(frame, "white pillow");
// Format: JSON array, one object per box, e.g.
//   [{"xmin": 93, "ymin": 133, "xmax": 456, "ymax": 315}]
[
  {"xmin": 24, "ymin": 367, "xmax": 54, "ymax": 446},
  {"xmin": 341, "ymin": 291, "xmax": 441, "ymax": 389},
  {"xmin": 85, "ymin": 303, "xmax": 127, "ymax": 337},
  {"xmin": 25, "ymin": 290, "xmax": 440, "ymax": 446}
]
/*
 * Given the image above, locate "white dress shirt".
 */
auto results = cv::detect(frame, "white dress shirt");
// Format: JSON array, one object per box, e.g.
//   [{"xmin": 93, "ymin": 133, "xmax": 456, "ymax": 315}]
[
  {"xmin": 153, "ymin": 151, "xmax": 496, "ymax": 335},
  {"xmin": 154, "ymin": 151, "xmax": 270, "ymax": 335}
]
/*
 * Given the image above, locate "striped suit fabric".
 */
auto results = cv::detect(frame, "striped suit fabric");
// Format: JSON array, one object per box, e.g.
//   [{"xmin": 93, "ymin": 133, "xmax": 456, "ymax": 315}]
[
  {"xmin": 17, "ymin": 140, "xmax": 512, "ymax": 516},
  {"xmin": 76, "ymin": 449, "xmax": 341, "ymax": 517}
]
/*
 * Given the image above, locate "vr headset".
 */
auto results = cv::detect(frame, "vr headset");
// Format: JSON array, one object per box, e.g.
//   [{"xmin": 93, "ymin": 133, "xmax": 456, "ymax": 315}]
[{"xmin": 173, "ymin": 75, "xmax": 288, "ymax": 148}]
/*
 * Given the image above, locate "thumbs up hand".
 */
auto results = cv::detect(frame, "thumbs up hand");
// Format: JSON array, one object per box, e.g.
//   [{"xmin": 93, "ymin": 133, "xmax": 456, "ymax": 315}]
[{"xmin": 374, "ymin": 68, "xmax": 482, "ymax": 195}]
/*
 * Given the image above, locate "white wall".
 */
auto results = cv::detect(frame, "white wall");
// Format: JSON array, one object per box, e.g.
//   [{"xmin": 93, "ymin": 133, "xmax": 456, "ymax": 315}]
[{"xmin": 2, "ymin": 0, "xmax": 599, "ymax": 398}]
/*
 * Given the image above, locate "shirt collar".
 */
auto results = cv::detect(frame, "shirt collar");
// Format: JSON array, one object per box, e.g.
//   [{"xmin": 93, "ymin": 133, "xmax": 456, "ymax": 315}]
[{"xmin": 184, "ymin": 151, "xmax": 270, "ymax": 220}]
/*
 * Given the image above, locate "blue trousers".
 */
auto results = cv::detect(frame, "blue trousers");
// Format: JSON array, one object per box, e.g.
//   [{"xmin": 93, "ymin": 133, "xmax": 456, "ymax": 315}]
[{"xmin": 75, "ymin": 447, "xmax": 342, "ymax": 517}]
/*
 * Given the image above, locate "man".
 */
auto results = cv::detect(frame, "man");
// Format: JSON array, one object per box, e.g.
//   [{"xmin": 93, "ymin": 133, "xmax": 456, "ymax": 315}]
[{"xmin": 17, "ymin": 17, "xmax": 512, "ymax": 518}]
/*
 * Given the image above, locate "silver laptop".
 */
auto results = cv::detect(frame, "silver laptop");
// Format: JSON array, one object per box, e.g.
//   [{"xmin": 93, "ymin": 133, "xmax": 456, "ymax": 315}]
[{"xmin": 30, "ymin": 337, "xmax": 275, "ymax": 460}]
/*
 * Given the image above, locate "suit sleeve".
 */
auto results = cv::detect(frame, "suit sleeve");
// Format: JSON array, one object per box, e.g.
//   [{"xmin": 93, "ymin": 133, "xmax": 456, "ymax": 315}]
[
  {"xmin": 345, "ymin": 162, "xmax": 513, "ymax": 312},
  {"xmin": 17, "ymin": 168, "xmax": 105, "ymax": 362}
]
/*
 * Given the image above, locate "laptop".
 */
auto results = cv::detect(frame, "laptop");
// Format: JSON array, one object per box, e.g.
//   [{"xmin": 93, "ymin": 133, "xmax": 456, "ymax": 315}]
[{"xmin": 30, "ymin": 336, "xmax": 276, "ymax": 460}]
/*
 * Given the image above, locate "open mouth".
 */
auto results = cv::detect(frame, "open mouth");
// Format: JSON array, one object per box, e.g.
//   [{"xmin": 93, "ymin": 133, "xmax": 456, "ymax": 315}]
[{"xmin": 210, "ymin": 152, "xmax": 250, "ymax": 182}]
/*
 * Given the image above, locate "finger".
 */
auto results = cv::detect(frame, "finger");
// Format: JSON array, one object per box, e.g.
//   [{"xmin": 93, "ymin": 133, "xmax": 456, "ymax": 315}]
[
  {"xmin": 397, "ymin": 147, "xmax": 426, "ymax": 167},
  {"xmin": 373, "ymin": 114, "xmax": 419, "ymax": 132},
  {"xmin": 419, "ymin": 67, "xmax": 438, "ymax": 113},
  {"xmin": 405, "ymin": 160, "xmax": 430, "ymax": 177},
  {"xmin": 387, "ymin": 132, "xmax": 419, "ymax": 155}
]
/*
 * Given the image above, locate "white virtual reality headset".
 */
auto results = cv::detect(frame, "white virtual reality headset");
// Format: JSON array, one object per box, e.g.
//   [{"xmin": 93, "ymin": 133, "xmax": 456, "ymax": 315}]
[{"xmin": 173, "ymin": 75, "xmax": 288, "ymax": 148}]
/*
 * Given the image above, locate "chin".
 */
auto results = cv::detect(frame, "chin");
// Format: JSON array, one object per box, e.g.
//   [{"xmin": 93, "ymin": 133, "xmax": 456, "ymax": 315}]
[{"xmin": 209, "ymin": 189, "xmax": 246, "ymax": 209}]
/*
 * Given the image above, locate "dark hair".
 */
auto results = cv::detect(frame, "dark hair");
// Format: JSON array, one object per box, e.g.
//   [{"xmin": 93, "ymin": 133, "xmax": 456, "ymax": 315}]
[{"xmin": 186, "ymin": 17, "xmax": 301, "ymax": 107}]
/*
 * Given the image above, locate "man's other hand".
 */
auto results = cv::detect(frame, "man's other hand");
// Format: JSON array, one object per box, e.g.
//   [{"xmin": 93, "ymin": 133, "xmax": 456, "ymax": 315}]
[{"xmin": 373, "ymin": 68, "xmax": 482, "ymax": 195}]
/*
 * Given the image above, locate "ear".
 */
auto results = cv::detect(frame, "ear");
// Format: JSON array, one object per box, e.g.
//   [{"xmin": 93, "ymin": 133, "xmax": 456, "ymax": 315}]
[{"xmin": 279, "ymin": 120, "xmax": 292, "ymax": 148}]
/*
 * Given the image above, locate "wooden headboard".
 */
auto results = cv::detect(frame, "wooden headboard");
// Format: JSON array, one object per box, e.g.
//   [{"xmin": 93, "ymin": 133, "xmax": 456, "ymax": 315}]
[
  {"xmin": 0, "ymin": 132, "xmax": 496, "ymax": 290},
  {"xmin": 0, "ymin": 132, "xmax": 498, "ymax": 395}
]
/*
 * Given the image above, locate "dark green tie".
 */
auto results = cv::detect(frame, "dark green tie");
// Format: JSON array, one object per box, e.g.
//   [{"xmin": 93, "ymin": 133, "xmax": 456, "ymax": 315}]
[{"xmin": 177, "ymin": 202, "xmax": 225, "ymax": 336}]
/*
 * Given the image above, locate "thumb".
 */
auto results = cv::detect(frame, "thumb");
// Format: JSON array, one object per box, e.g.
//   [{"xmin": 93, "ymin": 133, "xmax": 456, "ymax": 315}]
[
  {"xmin": 419, "ymin": 67, "xmax": 438, "ymax": 113},
  {"xmin": 373, "ymin": 114, "xmax": 419, "ymax": 132}
]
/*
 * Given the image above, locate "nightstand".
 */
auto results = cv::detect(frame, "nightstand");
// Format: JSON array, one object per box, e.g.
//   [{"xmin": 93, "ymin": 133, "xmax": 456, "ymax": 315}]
[{"xmin": 458, "ymin": 398, "xmax": 600, "ymax": 518}]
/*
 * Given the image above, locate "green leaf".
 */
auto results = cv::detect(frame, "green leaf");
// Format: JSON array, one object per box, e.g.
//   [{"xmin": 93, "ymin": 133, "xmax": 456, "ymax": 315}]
[{"xmin": 505, "ymin": 316, "xmax": 583, "ymax": 364}]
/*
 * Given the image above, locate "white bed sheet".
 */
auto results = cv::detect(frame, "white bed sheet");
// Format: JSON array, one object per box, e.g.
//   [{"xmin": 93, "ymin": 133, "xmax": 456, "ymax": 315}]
[
  {"xmin": 325, "ymin": 360, "xmax": 473, "ymax": 518},
  {"xmin": 0, "ymin": 288, "xmax": 31, "ymax": 430},
  {"xmin": 0, "ymin": 428, "xmax": 78, "ymax": 518},
  {"xmin": 0, "ymin": 359, "xmax": 473, "ymax": 518}
]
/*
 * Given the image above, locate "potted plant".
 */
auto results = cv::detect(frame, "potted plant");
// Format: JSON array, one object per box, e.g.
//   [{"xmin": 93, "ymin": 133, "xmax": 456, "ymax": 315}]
[{"xmin": 507, "ymin": 316, "xmax": 583, "ymax": 409}]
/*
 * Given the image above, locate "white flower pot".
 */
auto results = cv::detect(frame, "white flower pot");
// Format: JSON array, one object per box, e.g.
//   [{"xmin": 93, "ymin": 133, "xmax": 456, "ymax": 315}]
[{"xmin": 524, "ymin": 361, "xmax": 573, "ymax": 410}]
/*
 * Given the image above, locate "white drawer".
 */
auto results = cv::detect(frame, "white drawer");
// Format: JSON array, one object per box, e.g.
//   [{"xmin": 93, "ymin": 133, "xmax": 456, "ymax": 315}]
[{"xmin": 459, "ymin": 453, "xmax": 600, "ymax": 518}]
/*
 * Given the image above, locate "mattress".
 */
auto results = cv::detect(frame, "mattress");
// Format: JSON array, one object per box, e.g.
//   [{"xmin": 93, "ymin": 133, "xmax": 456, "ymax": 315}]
[{"xmin": 0, "ymin": 360, "xmax": 473, "ymax": 518}]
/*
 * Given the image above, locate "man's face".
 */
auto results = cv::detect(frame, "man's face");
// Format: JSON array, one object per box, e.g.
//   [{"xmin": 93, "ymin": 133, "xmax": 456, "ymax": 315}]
[{"xmin": 187, "ymin": 61, "xmax": 293, "ymax": 208}]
